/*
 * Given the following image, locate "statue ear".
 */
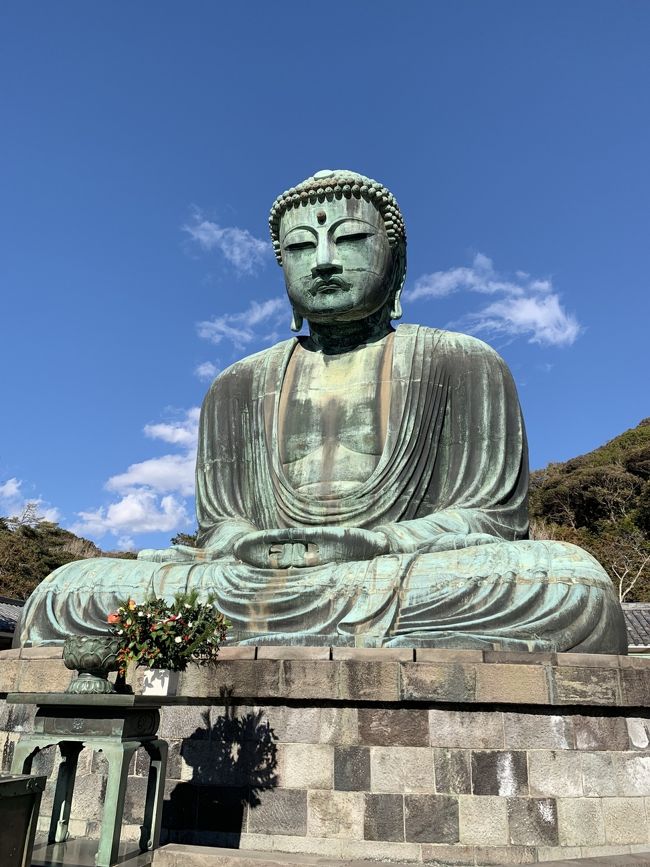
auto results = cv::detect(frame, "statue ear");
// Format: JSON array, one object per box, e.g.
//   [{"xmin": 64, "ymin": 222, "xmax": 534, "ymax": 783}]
[
  {"xmin": 290, "ymin": 308, "xmax": 304, "ymax": 332},
  {"xmin": 389, "ymin": 246, "xmax": 406, "ymax": 321}
]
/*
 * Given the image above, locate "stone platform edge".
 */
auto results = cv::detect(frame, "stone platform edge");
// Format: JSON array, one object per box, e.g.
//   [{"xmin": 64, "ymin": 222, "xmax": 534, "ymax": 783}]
[{"xmin": 2, "ymin": 646, "xmax": 650, "ymax": 707}]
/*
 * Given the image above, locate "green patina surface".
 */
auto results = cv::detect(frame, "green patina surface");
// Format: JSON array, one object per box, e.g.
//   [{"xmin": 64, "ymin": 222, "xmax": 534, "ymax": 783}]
[{"xmin": 19, "ymin": 170, "xmax": 627, "ymax": 653}]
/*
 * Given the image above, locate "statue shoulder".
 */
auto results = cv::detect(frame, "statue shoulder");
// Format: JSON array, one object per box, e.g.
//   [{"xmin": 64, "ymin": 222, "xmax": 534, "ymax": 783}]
[
  {"xmin": 202, "ymin": 339, "xmax": 295, "ymax": 400},
  {"xmin": 402, "ymin": 323, "xmax": 507, "ymax": 365}
]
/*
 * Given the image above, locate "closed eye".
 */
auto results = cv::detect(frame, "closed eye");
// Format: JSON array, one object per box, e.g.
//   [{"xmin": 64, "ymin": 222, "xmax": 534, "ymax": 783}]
[
  {"xmin": 284, "ymin": 240, "xmax": 317, "ymax": 252},
  {"xmin": 335, "ymin": 232, "xmax": 373, "ymax": 244}
]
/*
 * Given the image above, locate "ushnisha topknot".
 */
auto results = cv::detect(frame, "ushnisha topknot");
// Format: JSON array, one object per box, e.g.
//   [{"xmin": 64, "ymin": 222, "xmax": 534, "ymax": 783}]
[{"xmin": 269, "ymin": 169, "xmax": 407, "ymax": 266}]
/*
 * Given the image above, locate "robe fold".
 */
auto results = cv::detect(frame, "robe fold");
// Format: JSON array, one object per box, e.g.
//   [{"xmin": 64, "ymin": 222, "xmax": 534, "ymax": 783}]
[{"xmin": 19, "ymin": 325, "xmax": 627, "ymax": 653}]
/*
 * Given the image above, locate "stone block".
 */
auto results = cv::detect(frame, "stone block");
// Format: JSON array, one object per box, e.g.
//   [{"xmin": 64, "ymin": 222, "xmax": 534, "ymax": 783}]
[
  {"xmin": 471, "ymin": 750, "xmax": 528, "ymax": 796},
  {"xmin": 603, "ymin": 798, "xmax": 649, "ymax": 844},
  {"xmin": 458, "ymin": 795, "xmax": 508, "ymax": 845},
  {"xmin": 358, "ymin": 707, "xmax": 429, "ymax": 746},
  {"xmin": 627, "ymin": 718, "xmax": 650, "ymax": 750},
  {"xmin": 400, "ymin": 662, "xmax": 476, "ymax": 702},
  {"xmin": 280, "ymin": 660, "xmax": 340, "ymax": 701},
  {"xmin": 319, "ymin": 707, "xmax": 359, "ymax": 746},
  {"xmin": 363, "ymin": 792, "xmax": 404, "ymax": 841},
  {"xmin": 334, "ymin": 746, "xmax": 370, "ymax": 791},
  {"xmin": 613, "ymin": 753, "xmax": 650, "ymax": 796},
  {"xmin": 429, "ymin": 709, "xmax": 504, "ymax": 749},
  {"xmin": 180, "ymin": 659, "xmax": 281, "ymax": 699},
  {"xmin": 416, "ymin": 648, "xmax": 483, "ymax": 664},
  {"xmin": 370, "ymin": 746, "xmax": 434, "ymax": 792},
  {"xmin": 553, "ymin": 666, "xmax": 621, "ymax": 705},
  {"xmin": 247, "ymin": 788, "xmax": 307, "ymax": 836},
  {"xmin": 13, "ymin": 659, "xmax": 72, "ymax": 692},
  {"xmin": 0, "ymin": 648, "xmax": 20, "ymax": 659},
  {"xmin": 215, "ymin": 646, "xmax": 256, "ymax": 660},
  {"xmin": 307, "ymin": 789, "xmax": 364, "ymax": 839},
  {"xmin": 507, "ymin": 797, "xmax": 558, "ymax": 846},
  {"xmin": 574, "ymin": 715, "xmax": 630, "ymax": 751},
  {"xmin": 123, "ymin": 775, "xmax": 148, "ymax": 824},
  {"xmin": 556, "ymin": 651, "xmax": 621, "ymax": 668},
  {"xmin": 257, "ymin": 646, "xmax": 330, "ymax": 660},
  {"xmin": 421, "ymin": 843, "xmax": 475, "ymax": 864},
  {"xmin": 161, "ymin": 779, "xmax": 198, "ymax": 831},
  {"xmin": 240, "ymin": 831, "xmax": 343, "ymax": 858},
  {"xmin": 621, "ymin": 668, "xmax": 650, "ymax": 705},
  {"xmin": 332, "ymin": 647, "xmax": 413, "ymax": 662},
  {"xmin": 343, "ymin": 838, "xmax": 421, "ymax": 862},
  {"xmin": 404, "ymin": 793, "xmax": 459, "ymax": 843},
  {"xmin": 70, "ymin": 772, "xmax": 107, "ymax": 821},
  {"xmin": 0, "ymin": 660, "xmax": 19, "ymax": 692},
  {"xmin": 536, "ymin": 846, "xmax": 583, "ymax": 862},
  {"xmin": 337, "ymin": 660, "xmax": 400, "ymax": 701},
  {"xmin": 19, "ymin": 646, "xmax": 63, "ymax": 659},
  {"xmin": 556, "ymin": 797, "xmax": 605, "ymax": 846},
  {"xmin": 528, "ymin": 750, "xmax": 583, "ymax": 797},
  {"xmin": 278, "ymin": 742, "xmax": 333, "ymax": 790},
  {"xmin": 259, "ymin": 705, "xmax": 321, "ymax": 744},
  {"xmin": 503, "ymin": 712, "xmax": 574, "ymax": 750},
  {"xmin": 484, "ymin": 650, "xmax": 556, "ymax": 665},
  {"xmin": 476, "ymin": 663, "xmax": 550, "ymax": 704},
  {"xmin": 160, "ymin": 705, "xmax": 213, "ymax": 740},
  {"xmin": 580, "ymin": 844, "xmax": 634, "ymax": 857},
  {"xmin": 433, "ymin": 748, "xmax": 471, "ymax": 794}
]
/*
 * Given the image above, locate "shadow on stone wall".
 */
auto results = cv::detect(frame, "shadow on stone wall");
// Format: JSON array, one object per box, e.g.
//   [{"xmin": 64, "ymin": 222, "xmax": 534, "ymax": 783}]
[{"xmin": 162, "ymin": 702, "xmax": 278, "ymax": 847}]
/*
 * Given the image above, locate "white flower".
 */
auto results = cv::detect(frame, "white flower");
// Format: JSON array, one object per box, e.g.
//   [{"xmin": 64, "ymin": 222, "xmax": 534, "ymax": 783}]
[
  {"xmin": 188, "ymin": 621, "xmax": 194, "ymax": 627},
  {"xmin": 117, "ymin": 629, "xmax": 124, "ymax": 635},
  {"xmin": 174, "ymin": 636, "xmax": 182, "ymax": 643},
  {"xmin": 184, "ymin": 603, "xmax": 191, "ymax": 609},
  {"xmin": 137, "ymin": 611, "xmax": 144, "ymax": 617}
]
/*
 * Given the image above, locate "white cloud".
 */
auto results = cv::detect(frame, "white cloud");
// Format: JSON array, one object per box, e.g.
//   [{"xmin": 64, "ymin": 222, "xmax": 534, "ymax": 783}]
[
  {"xmin": 197, "ymin": 297, "xmax": 286, "ymax": 350},
  {"xmin": 73, "ymin": 407, "xmax": 199, "ymax": 542},
  {"xmin": 194, "ymin": 361, "xmax": 220, "ymax": 381},
  {"xmin": 408, "ymin": 253, "xmax": 582, "ymax": 347},
  {"xmin": 0, "ymin": 477, "xmax": 61, "ymax": 524},
  {"xmin": 73, "ymin": 492, "xmax": 190, "ymax": 537},
  {"xmin": 183, "ymin": 209, "xmax": 270, "ymax": 275}
]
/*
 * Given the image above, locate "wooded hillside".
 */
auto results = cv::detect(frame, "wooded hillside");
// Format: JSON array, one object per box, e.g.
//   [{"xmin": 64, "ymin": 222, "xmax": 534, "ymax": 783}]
[{"xmin": 529, "ymin": 418, "xmax": 650, "ymax": 602}]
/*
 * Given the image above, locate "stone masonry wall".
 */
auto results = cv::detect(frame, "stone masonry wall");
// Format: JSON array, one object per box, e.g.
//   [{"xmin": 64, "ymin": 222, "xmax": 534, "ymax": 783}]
[{"xmin": 3, "ymin": 646, "xmax": 650, "ymax": 865}]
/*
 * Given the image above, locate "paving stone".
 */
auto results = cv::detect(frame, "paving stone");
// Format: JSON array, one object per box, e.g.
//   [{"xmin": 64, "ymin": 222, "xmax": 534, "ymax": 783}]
[
  {"xmin": 536, "ymin": 845, "xmax": 583, "ymax": 862},
  {"xmin": 553, "ymin": 666, "xmax": 621, "ymax": 705},
  {"xmin": 337, "ymin": 660, "xmax": 400, "ymax": 701},
  {"xmin": 358, "ymin": 707, "xmax": 429, "ymax": 746},
  {"xmin": 334, "ymin": 746, "xmax": 370, "ymax": 791},
  {"xmin": 404, "ymin": 793, "xmax": 459, "ymax": 843},
  {"xmin": 370, "ymin": 746, "xmax": 434, "ymax": 792},
  {"xmin": 503, "ymin": 712, "xmax": 574, "ymax": 750},
  {"xmin": 471, "ymin": 750, "xmax": 528, "ymax": 796},
  {"xmin": 421, "ymin": 843, "xmax": 475, "ymax": 864},
  {"xmin": 343, "ymin": 838, "xmax": 421, "ymax": 862},
  {"xmin": 458, "ymin": 794, "xmax": 508, "ymax": 846},
  {"xmin": 247, "ymin": 788, "xmax": 307, "ymax": 836},
  {"xmin": 473, "ymin": 844, "xmax": 537, "ymax": 863},
  {"xmin": 433, "ymin": 748, "xmax": 471, "ymax": 794},
  {"xmin": 573, "ymin": 714, "xmax": 630, "ymax": 751},
  {"xmin": 476, "ymin": 663, "xmax": 550, "ymax": 704},
  {"xmin": 580, "ymin": 844, "xmax": 634, "ymax": 858},
  {"xmin": 401, "ymin": 662, "xmax": 476, "ymax": 702},
  {"xmin": 307, "ymin": 790, "xmax": 364, "ymax": 839},
  {"xmin": 528, "ymin": 750, "xmax": 583, "ymax": 797},
  {"xmin": 507, "ymin": 797, "xmax": 558, "ymax": 846},
  {"xmin": 581, "ymin": 751, "xmax": 618, "ymax": 796},
  {"xmin": 602, "ymin": 797, "xmax": 649, "ymax": 844},
  {"xmin": 363, "ymin": 792, "xmax": 404, "ymax": 841},
  {"xmin": 429, "ymin": 709, "xmax": 504, "ymax": 749},
  {"xmin": 278, "ymin": 742, "xmax": 333, "ymax": 790}
]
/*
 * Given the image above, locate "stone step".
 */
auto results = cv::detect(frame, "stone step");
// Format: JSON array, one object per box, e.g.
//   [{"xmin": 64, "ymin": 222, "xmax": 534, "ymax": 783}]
[{"xmin": 151, "ymin": 843, "xmax": 414, "ymax": 866}]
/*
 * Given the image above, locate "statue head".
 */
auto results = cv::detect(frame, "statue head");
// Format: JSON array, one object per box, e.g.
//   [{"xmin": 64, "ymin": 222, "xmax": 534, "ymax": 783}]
[{"xmin": 269, "ymin": 170, "xmax": 407, "ymax": 330}]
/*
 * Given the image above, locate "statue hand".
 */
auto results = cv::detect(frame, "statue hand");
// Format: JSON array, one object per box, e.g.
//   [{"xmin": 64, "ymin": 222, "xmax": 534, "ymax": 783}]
[
  {"xmin": 137, "ymin": 545, "xmax": 220, "ymax": 563},
  {"xmin": 233, "ymin": 527, "xmax": 390, "ymax": 569}
]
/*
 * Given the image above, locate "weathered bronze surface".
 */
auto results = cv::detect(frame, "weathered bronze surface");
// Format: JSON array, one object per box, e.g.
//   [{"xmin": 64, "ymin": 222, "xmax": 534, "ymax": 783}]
[{"xmin": 19, "ymin": 170, "xmax": 627, "ymax": 653}]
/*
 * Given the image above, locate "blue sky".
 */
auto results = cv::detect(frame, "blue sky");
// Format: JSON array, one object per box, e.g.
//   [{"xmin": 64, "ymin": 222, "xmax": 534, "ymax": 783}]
[{"xmin": 1, "ymin": 1, "xmax": 648, "ymax": 550}]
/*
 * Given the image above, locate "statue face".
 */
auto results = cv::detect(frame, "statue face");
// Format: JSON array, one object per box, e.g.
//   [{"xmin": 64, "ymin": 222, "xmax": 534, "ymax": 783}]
[{"xmin": 279, "ymin": 195, "xmax": 393, "ymax": 324}]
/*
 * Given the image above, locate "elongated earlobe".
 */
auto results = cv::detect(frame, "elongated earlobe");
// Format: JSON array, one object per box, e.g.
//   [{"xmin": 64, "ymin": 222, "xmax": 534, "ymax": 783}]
[
  {"xmin": 290, "ymin": 309, "xmax": 304, "ymax": 332},
  {"xmin": 390, "ymin": 294, "xmax": 403, "ymax": 321}
]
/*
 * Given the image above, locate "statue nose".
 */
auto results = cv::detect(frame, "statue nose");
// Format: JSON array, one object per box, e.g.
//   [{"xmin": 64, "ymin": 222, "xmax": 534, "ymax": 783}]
[{"xmin": 311, "ymin": 260, "xmax": 343, "ymax": 279}]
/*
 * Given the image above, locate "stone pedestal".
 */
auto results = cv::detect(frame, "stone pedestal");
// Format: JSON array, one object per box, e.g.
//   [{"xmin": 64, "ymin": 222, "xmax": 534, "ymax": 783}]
[{"xmin": 3, "ymin": 646, "xmax": 650, "ymax": 865}]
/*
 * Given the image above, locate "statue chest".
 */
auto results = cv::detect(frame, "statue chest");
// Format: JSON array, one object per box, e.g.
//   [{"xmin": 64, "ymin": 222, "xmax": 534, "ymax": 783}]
[{"xmin": 277, "ymin": 338, "xmax": 393, "ymax": 497}]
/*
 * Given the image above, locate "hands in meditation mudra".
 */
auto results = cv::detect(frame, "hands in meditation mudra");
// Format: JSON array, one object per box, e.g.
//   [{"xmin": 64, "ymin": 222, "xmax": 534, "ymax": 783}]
[{"xmin": 20, "ymin": 170, "xmax": 627, "ymax": 652}]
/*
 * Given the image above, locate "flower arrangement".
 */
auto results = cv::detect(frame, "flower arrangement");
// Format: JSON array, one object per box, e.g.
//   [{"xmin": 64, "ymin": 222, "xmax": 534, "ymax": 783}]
[{"xmin": 108, "ymin": 589, "xmax": 230, "ymax": 674}]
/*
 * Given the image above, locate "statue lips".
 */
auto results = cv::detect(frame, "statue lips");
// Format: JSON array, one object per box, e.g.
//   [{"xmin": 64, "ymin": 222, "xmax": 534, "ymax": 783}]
[{"xmin": 310, "ymin": 276, "xmax": 351, "ymax": 296}]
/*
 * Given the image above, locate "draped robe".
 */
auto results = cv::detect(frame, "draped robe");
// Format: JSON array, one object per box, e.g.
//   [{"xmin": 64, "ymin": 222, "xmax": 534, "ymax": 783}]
[{"xmin": 19, "ymin": 325, "xmax": 627, "ymax": 652}]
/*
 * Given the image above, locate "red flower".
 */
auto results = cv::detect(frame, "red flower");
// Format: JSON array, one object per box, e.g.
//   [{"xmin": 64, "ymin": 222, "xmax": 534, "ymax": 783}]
[{"xmin": 107, "ymin": 613, "xmax": 120, "ymax": 624}]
